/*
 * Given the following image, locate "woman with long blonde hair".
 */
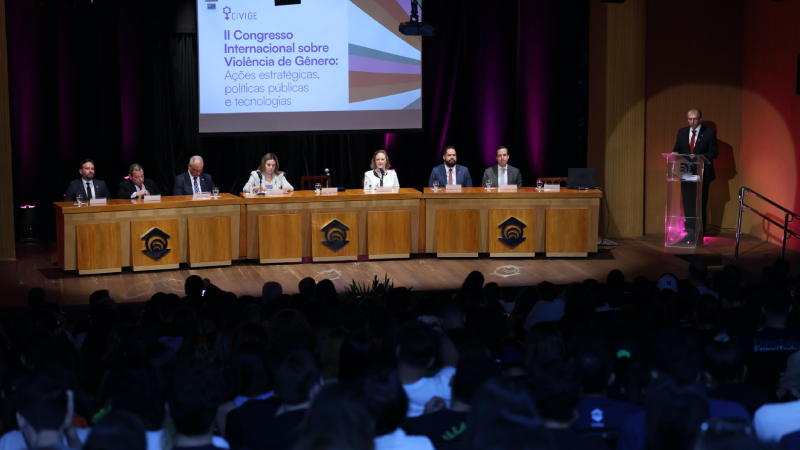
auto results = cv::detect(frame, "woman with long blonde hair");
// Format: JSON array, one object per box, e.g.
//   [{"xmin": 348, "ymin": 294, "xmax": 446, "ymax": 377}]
[{"xmin": 243, "ymin": 153, "xmax": 294, "ymax": 193}]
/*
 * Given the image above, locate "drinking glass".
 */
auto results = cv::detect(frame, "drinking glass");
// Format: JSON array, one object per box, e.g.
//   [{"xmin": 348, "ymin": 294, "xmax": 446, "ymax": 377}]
[
  {"xmin": 76, "ymin": 194, "xmax": 83, "ymax": 206},
  {"xmin": 485, "ymin": 178, "xmax": 492, "ymax": 190},
  {"xmin": 212, "ymin": 187, "xmax": 219, "ymax": 197},
  {"xmin": 433, "ymin": 180, "xmax": 439, "ymax": 191},
  {"xmin": 315, "ymin": 182, "xmax": 321, "ymax": 194},
  {"xmin": 536, "ymin": 180, "xmax": 544, "ymax": 190},
  {"xmin": 249, "ymin": 185, "xmax": 254, "ymax": 195}
]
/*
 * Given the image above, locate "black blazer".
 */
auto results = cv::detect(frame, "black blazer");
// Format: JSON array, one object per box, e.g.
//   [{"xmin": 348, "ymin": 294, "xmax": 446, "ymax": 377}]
[
  {"xmin": 672, "ymin": 125, "xmax": 718, "ymax": 182},
  {"xmin": 117, "ymin": 179, "xmax": 161, "ymax": 199},
  {"xmin": 173, "ymin": 172, "xmax": 215, "ymax": 196},
  {"xmin": 64, "ymin": 179, "xmax": 110, "ymax": 201}
]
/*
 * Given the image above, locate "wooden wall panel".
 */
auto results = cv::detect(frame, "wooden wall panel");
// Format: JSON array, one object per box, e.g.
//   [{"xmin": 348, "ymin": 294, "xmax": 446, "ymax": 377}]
[
  {"xmin": 545, "ymin": 209, "xmax": 589, "ymax": 256},
  {"xmin": 187, "ymin": 216, "xmax": 232, "ymax": 266},
  {"xmin": 367, "ymin": 210, "xmax": 410, "ymax": 258},
  {"xmin": 435, "ymin": 210, "xmax": 480, "ymax": 256},
  {"xmin": 588, "ymin": 0, "xmax": 646, "ymax": 238},
  {"xmin": 644, "ymin": 0, "xmax": 744, "ymax": 235},
  {"xmin": 258, "ymin": 214, "xmax": 303, "ymax": 263},
  {"xmin": 0, "ymin": 0, "xmax": 15, "ymax": 260},
  {"xmin": 76, "ymin": 223, "xmax": 121, "ymax": 274}
]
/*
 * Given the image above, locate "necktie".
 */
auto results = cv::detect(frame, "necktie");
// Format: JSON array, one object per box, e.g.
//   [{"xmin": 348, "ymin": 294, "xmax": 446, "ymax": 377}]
[
  {"xmin": 86, "ymin": 182, "xmax": 93, "ymax": 199},
  {"xmin": 448, "ymin": 169, "xmax": 453, "ymax": 185},
  {"xmin": 193, "ymin": 177, "xmax": 200, "ymax": 194},
  {"xmin": 690, "ymin": 129, "xmax": 696, "ymax": 154},
  {"xmin": 501, "ymin": 168, "xmax": 506, "ymax": 185}
]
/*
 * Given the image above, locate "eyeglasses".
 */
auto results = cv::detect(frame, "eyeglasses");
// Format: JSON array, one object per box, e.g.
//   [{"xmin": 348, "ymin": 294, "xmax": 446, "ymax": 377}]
[{"xmin": 687, "ymin": 118, "xmax": 700, "ymax": 122}]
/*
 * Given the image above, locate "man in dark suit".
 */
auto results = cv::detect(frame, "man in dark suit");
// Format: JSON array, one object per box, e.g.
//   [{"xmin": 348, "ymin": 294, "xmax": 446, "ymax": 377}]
[
  {"xmin": 673, "ymin": 108, "xmax": 718, "ymax": 239},
  {"xmin": 428, "ymin": 146, "xmax": 473, "ymax": 187},
  {"xmin": 64, "ymin": 159, "xmax": 111, "ymax": 201},
  {"xmin": 173, "ymin": 155, "xmax": 215, "ymax": 196},
  {"xmin": 482, "ymin": 146, "xmax": 523, "ymax": 188},
  {"xmin": 117, "ymin": 163, "xmax": 161, "ymax": 199}
]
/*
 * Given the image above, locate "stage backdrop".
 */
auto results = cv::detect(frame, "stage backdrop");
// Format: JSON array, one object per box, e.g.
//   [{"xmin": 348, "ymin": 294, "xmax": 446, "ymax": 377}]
[{"xmin": 6, "ymin": 0, "xmax": 588, "ymax": 240}]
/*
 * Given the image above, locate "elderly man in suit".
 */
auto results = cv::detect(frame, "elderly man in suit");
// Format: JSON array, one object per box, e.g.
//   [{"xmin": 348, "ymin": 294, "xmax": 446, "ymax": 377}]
[
  {"xmin": 64, "ymin": 159, "xmax": 111, "ymax": 201},
  {"xmin": 673, "ymin": 108, "xmax": 718, "ymax": 240},
  {"xmin": 428, "ymin": 146, "xmax": 473, "ymax": 188},
  {"xmin": 482, "ymin": 146, "xmax": 523, "ymax": 188},
  {"xmin": 173, "ymin": 155, "xmax": 215, "ymax": 196},
  {"xmin": 117, "ymin": 163, "xmax": 161, "ymax": 199}
]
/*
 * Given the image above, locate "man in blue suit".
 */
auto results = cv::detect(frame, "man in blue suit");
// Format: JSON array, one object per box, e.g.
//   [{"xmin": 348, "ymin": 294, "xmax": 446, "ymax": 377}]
[
  {"xmin": 64, "ymin": 159, "xmax": 111, "ymax": 201},
  {"xmin": 428, "ymin": 146, "xmax": 473, "ymax": 187},
  {"xmin": 174, "ymin": 155, "xmax": 215, "ymax": 196}
]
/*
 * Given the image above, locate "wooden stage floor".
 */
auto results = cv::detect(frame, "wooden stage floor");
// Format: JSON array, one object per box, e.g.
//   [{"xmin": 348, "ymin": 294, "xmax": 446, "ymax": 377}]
[{"xmin": 1, "ymin": 232, "xmax": 797, "ymax": 307}]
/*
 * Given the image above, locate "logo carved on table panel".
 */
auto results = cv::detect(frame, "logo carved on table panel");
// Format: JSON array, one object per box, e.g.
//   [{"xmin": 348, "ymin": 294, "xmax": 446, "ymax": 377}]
[
  {"xmin": 498, "ymin": 216, "xmax": 527, "ymax": 249},
  {"xmin": 141, "ymin": 228, "xmax": 171, "ymax": 261},
  {"xmin": 321, "ymin": 219, "xmax": 350, "ymax": 252}
]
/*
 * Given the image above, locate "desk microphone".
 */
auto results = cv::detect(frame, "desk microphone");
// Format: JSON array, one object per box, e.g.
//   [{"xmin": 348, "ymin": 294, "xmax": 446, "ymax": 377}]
[
  {"xmin": 324, "ymin": 168, "xmax": 331, "ymax": 187},
  {"xmin": 379, "ymin": 167, "xmax": 385, "ymax": 186},
  {"xmin": 257, "ymin": 170, "xmax": 263, "ymax": 185}
]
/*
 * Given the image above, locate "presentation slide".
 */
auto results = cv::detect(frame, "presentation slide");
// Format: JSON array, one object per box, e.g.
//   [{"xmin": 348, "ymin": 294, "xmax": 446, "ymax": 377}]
[{"xmin": 197, "ymin": 0, "xmax": 423, "ymax": 133}]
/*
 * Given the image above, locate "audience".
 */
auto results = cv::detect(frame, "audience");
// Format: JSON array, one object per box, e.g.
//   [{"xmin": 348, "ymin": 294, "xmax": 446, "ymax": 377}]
[{"xmin": 1, "ymin": 261, "xmax": 797, "ymax": 450}]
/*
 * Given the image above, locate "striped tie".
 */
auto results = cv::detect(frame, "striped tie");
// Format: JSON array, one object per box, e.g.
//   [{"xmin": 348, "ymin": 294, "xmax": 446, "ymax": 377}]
[{"xmin": 193, "ymin": 177, "xmax": 200, "ymax": 194}]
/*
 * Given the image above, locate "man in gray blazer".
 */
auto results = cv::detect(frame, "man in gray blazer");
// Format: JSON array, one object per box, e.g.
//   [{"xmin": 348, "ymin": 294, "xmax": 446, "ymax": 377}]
[{"xmin": 482, "ymin": 146, "xmax": 523, "ymax": 188}]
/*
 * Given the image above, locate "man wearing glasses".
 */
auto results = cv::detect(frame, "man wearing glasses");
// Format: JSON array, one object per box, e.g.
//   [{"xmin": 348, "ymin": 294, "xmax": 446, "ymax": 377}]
[
  {"xmin": 173, "ymin": 155, "xmax": 216, "ymax": 196},
  {"xmin": 672, "ymin": 108, "xmax": 718, "ymax": 240}
]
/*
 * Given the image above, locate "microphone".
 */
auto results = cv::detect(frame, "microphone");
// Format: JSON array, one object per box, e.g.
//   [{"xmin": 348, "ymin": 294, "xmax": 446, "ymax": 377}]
[
  {"xmin": 379, "ymin": 167, "xmax": 385, "ymax": 177},
  {"xmin": 324, "ymin": 168, "xmax": 331, "ymax": 187},
  {"xmin": 256, "ymin": 170, "xmax": 263, "ymax": 188}
]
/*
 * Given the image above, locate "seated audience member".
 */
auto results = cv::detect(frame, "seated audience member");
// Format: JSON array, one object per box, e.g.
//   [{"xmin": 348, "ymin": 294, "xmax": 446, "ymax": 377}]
[
  {"xmin": 83, "ymin": 410, "xmax": 147, "ymax": 450},
  {"xmin": 460, "ymin": 378, "xmax": 554, "ymax": 450},
  {"xmin": 524, "ymin": 282, "xmax": 564, "ymax": 331},
  {"xmin": 523, "ymin": 322, "xmax": 566, "ymax": 368},
  {"xmin": 117, "ymin": 163, "xmax": 161, "ymax": 199},
  {"xmin": 215, "ymin": 344, "xmax": 273, "ymax": 437},
  {"xmin": 605, "ymin": 270, "xmax": 626, "ymax": 307},
  {"xmin": 64, "ymin": 159, "xmax": 110, "ymax": 201},
  {"xmin": 696, "ymin": 420, "xmax": 779, "ymax": 450},
  {"xmin": 570, "ymin": 344, "xmax": 642, "ymax": 431},
  {"xmin": 743, "ymin": 287, "xmax": 800, "ymax": 392},
  {"xmin": 168, "ymin": 364, "xmax": 228, "ymax": 450},
  {"xmin": 704, "ymin": 332, "xmax": 769, "ymax": 419},
  {"xmin": 242, "ymin": 153, "xmax": 294, "ymax": 193},
  {"xmin": 481, "ymin": 146, "xmax": 523, "ymax": 188},
  {"xmin": 644, "ymin": 377, "xmax": 710, "ymax": 450},
  {"xmin": 428, "ymin": 146, "xmax": 473, "ymax": 188},
  {"xmin": 403, "ymin": 353, "xmax": 500, "ymax": 450},
  {"xmin": 397, "ymin": 321, "xmax": 458, "ymax": 417},
  {"xmin": 693, "ymin": 295, "xmax": 723, "ymax": 344},
  {"xmin": 689, "ymin": 262, "xmax": 719, "ymax": 299},
  {"xmin": 227, "ymin": 350, "xmax": 320, "ymax": 450},
  {"xmin": 298, "ymin": 277, "xmax": 316, "ymax": 302},
  {"xmin": 438, "ymin": 300, "xmax": 473, "ymax": 351},
  {"xmin": 754, "ymin": 349, "xmax": 800, "ymax": 442},
  {"xmin": 361, "ymin": 366, "xmax": 435, "ymax": 450},
  {"xmin": 174, "ymin": 155, "xmax": 215, "ymax": 196},
  {"xmin": 298, "ymin": 383, "xmax": 374, "ymax": 450},
  {"xmin": 364, "ymin": 150, "xmax": 400, "ymax": 189},
  {"xmin": 715, "ymin": 289, "xmax": 758, "ymax": 336},
  {"xmin": 528, "ymin": 363, "xmax": 610, "ymax": 449}
]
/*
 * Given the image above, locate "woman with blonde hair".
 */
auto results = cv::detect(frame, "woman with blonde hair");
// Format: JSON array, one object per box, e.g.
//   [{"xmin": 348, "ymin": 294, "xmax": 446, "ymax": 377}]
[
  {"xmin": 243, "ymin": 153, "xmax": 294, "ymax": 193},
  {"xmin": 363, "ymin": 150, "xmax": 399, "ymax": 189}
]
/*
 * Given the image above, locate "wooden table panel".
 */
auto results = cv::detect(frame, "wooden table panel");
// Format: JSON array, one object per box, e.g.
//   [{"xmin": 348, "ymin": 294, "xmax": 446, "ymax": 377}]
[
  {"xmin": 130, "ymin": 220, "xmax": 180, "ymax": 271},
  {"xmin": 258, "ymin": 214, "xmax": 303, "ymax": 263},
  {"xmin": 187, "ymin": 217, "xmax": 232, "ymax": 267},
  {"xmin": 76, "ymin": 223, "xmax": 121, "ymax": 275},
  {"xmin": 311, "ymin": 212, "xmax": 359, "ymax": 262},
  {"xmin": 545, "ymin": 209, "xmax": 590, "ymax": 257},
  {"xmin": 54, "ymin": 193, "xmax": 242, "ymax": 214},
  {"xmin": 488, "ymin": 209, "xmax": 537, "ymax": 257},
  {"xmin": 368, "ymin": 210, "xmax": 411, "ymax": 259},
  {"xmin": 435, "ymin": 210, "xmax": 480, "ymax": 257}
]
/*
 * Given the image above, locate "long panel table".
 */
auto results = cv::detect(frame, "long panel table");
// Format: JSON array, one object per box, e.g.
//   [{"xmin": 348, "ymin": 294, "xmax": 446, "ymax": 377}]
[
  {"xmin": 422, "ymin": 187, "xmax": 601, "ymax": 257},
  {"xmin": 240, "ymin": 189, "xmax": 422, "ymax": 263},
  {"xmin": 54, "ymin": 194, "xmax": 242, "ymax": 274}
]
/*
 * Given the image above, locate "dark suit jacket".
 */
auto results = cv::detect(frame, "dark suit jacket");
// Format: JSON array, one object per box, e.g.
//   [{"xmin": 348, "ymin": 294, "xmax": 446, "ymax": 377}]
[
  {"xmin": 117, "ymin": 179, "xmax": 161, "ymax": 199},
  {"xmin": 64, "ymin": 179, "xmax": 110, "ymax": 201},
  {"xmin": 482, "ymin": 164, "xmax": 523, "ymax": 188},
  {"xmin": 173, "ymin": 172, "xmax": 215, "ymax": 196},
  {"xmin": 672, "ymin": 125, "xmax": 718, "ymax": 182},
  {"xmin": 428, "ymin": 164, "xmax": 473, "ymax": 187}
]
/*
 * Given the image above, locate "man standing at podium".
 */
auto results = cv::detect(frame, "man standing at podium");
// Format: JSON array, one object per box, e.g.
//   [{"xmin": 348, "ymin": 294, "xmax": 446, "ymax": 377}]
[
  {"xmin": 174, "ymin": 155, "xmax": 215, "ymax": 196},
  {"xmin": 673, "ymin": 108, "xmax": 718, "ymax": 239},
  {"xmin": 428, "ymin": 146, "xmax": 473, "ymax": 187},
  {"xmin": 64, "ymin": 159, "xmax": 111, "ymax": 201}
]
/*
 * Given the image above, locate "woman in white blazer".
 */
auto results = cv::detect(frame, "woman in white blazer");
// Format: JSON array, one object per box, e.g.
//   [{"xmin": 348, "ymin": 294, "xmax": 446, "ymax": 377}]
[
  {"xmin": 363, "ymin": 150, "xmax": 400, "ymax": 189},
  {"xmin": 243, "ymin": 153, "xmax": 294, "ymax": 193}
]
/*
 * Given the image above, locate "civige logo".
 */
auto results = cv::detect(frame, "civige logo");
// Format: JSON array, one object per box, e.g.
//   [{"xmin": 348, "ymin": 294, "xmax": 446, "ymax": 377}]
[{"xmin": 223, "ymin": 6, "xmax": 232, "ymax": 20}]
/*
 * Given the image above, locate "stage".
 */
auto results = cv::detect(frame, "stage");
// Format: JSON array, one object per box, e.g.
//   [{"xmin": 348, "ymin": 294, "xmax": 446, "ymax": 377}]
[{"xmin": 0, "ymin": 231, "xmax": 796, "ymax": 308}]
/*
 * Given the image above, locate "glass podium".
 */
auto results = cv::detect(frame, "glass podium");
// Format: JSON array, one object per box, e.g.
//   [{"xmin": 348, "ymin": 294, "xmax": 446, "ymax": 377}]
[{"xmin": 662, "ymin": 153, "xmax": 707, "ymax": 248}]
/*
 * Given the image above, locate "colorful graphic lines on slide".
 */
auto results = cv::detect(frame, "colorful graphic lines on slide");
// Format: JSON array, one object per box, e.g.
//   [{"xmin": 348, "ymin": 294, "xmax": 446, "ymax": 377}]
[{"xmin": 348, "ymin": 0, "xmax": 422, "ymax": 110}]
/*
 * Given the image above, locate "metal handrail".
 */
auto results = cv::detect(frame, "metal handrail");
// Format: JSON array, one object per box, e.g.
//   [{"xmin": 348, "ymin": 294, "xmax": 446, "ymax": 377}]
[{"xmin": 736, "ymin": 186, "xmax": 800, "ymax": 259}]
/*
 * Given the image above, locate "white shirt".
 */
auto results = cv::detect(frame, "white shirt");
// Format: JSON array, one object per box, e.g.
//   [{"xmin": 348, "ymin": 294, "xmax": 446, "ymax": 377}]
[
  {"xmin": 364, "ymin": 169, "xmax": 400, "ymax": 188},
  {"xmin": 523, "ymin": 300, "xmax": 566, "ymax": 331},
  {"xmin": 499, "ymin": 165, "xmax": 508, "ymax": 186},
  {"xmin": 374, "ymin": 428, "xmax": 435, "ymax": 450},
  {"xmin": 754, "ymin": 400, "xmax": 800, "ymax": 442},
  {"xmin": 82, "ymin": 179, "xmax": 96, "ymax": 199},
  {"xmin": 403, "ymin": 366, "xmax": 455, "ymax": 417},
  {"xmin": 188, "ymin": 170, "xmax": 202, "ymax": 193},
  {"xmin": 688, "ymin": 124, "xmax": 702, "ymax": 148},
  {"xmin": 131, "ymin": 182, "xmax": 144, "ymax": 199},
  {"xmin": 242, "ymin": 171, "xmax": 294, "ymax": 192}
]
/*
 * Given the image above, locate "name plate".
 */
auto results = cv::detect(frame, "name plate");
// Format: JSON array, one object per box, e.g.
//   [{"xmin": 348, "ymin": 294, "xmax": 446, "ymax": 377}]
[
  {"xmin": 321, "ymin": 188, "xmax": 338, "ymax": 195},
  {"xmin": 499, "ymin": 184, "xmax": 518, "ymax": 191},
  {"xmin": 265, "ymin": 189, "xmax": 284, "ymax": 196},
  {"xmin": 445, "ymin": 184, "xmax": 462, "ymax": 191},
  {"xmin": 144, "ymin": 195, "xmax": 161, "ymax": 202},
  {"xmin": 193, "ymin": 192, "xmax": 212, "ymax": 200},
  {"xmin": 375, "ymin": 187, "xmax": 393, "ymax": 193},
  {"xmin": 89, "ymin": 198, "xmax": 107, "ymax": 205},
  {"xmin": 543, "ymin": 184, "xmax": 560, "ymax": 191}
]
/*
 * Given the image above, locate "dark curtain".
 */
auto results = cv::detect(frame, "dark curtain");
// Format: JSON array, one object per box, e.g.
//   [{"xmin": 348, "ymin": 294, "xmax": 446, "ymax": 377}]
[{"xmin": 7, "ymin": 0, "xmax": 588, "ymax": 239}]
